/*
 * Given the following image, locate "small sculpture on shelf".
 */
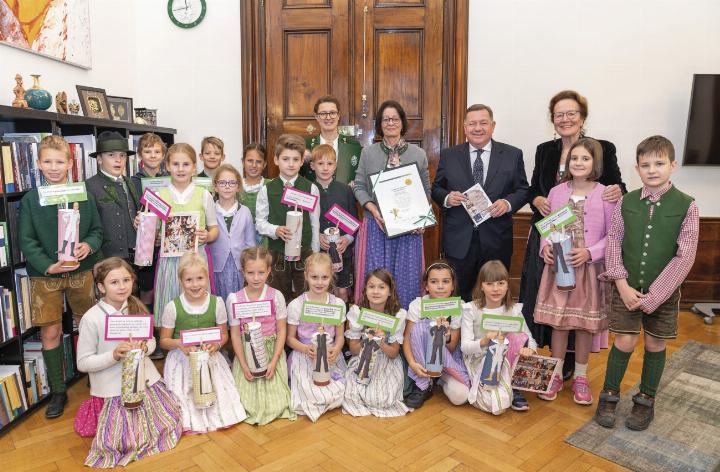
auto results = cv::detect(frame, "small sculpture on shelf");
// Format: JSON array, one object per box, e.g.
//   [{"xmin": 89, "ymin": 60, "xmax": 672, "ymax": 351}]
[
  {"xmin": 68, "ymin": 100, "xmax": 80, "ymax": 115},
  {"xmin": 56, "ymin": 91, "xmax": 68, "ymax": 114},
  {"xmin": 12, "ymin": 74, "xmax": 28, "ymax": 108}
]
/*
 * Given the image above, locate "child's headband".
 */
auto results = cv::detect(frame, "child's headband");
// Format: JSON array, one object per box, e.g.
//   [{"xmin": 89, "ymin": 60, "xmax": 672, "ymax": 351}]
[{"xmin": 425, "ymin": 261, "xmax": 455, "ymax": 277}]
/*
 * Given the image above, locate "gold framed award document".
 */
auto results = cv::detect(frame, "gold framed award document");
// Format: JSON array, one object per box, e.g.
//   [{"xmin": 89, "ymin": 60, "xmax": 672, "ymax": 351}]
[{"xmin": 370, "ymin": 163, "xmax": 435, "ymax": 238}]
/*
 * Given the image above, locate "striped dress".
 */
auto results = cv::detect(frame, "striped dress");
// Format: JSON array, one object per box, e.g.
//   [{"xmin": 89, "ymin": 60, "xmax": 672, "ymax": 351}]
[
  {"xmin": 342, "ymin": 305, "xmax": 411, "ymax": 417},
  {"xmin": 227, "ymin": 285, "xmax": 297, "ymax": 425},
  {"xmin": 406, "ymin": 296, "xmax": 471, "ymax": 391},
  {"xmin": 287, "ymin": 293, "xmax": 347, "ymax": 422},
  {"xmin": 161, "ymin": 293, "xmax": 247, "ymax": 433}
]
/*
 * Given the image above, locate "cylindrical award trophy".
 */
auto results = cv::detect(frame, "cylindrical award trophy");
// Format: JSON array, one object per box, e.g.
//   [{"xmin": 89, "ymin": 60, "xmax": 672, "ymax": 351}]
[
  {"xmin": 285, "ymin": 210, "xmax": 303, "ymax": 261},
  {"xmin": 190, "ymin": 349, "xmax": 216, "ymax": 408},
  {"xmin": 425, "ymin": 319, "xmax": 446, "ymax": 377},
  {"xmin": 121, "ymin": 348, "xmax": 146, "ymax": 409},
  {"xmin": 57, "ymin": 203, "xmax": 80, "ymax": 268},
  {"xmin": 312, "ymin": 327, "xmax": 331, "ymax": 386},
  {"xmin": 134, "ymin": 212, "xmax": 158, "ymax": 266},
  {"xmin": 551, "ymin": 232, "xmax": 576, "ymax": 291},
  {"xmin": 324, "ymin": 227, "xmax": 343, "ymax": 273},
  {"xmin": 244, "ymin": 321, "xmax": 268, "ymax": 377}
]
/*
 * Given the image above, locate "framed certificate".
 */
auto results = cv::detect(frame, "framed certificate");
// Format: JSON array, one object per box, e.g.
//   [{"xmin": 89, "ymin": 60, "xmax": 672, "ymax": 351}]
[{"xmin": 369, "ymin": 163, "xmax": 435, "ymax": 238}]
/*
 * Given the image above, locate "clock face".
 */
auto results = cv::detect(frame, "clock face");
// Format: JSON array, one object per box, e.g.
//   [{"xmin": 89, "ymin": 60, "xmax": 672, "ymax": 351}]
[{"xmin": 168, "ymin": 0, "xmax": 207, "ymax": 29}]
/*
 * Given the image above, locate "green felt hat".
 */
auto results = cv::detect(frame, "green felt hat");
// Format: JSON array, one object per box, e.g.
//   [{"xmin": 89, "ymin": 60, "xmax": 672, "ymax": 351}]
[{"xmin": 89, "ymin": 131, "xmax": 136, "ymax": 157}]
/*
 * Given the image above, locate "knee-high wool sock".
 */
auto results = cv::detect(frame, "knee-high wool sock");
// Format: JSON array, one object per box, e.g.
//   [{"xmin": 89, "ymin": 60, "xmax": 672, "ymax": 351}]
[
  {"xmin": 640, "ymin": 349, "xmax": 666, "ymax": 397},
  {"xmin": 602, "ymin": 345, "xmax": 632, "ymax": 392}
]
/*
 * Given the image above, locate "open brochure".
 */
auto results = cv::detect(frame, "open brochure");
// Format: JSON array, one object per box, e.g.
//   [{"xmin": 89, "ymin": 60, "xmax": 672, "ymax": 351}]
[
  {"xmin": 510, "ymin": 354, "xmax": 563, "ymax": 394},
  {"xmin": 461, "ymin": 183, "xmax": 492, "ymax": 226}
]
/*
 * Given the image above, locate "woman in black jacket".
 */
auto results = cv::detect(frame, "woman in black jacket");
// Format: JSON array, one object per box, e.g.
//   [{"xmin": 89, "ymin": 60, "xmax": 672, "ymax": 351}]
[{"xmin": 519, "ymin": 90, "xmax": 626, "ymax": 379}]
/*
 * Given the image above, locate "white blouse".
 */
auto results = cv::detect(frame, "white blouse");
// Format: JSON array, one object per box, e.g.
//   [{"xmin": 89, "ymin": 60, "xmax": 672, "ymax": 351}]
[
  {"xmin": 460, "ymin": 302, "xmax": 538, "ymax": 357},
  {"xmin": 225, "ymin": 285, "xmax": 288, "ymax": 327},
  {"xmin": 344, "ymin": 305, "xmax": 407, "ymax": 344},
  {"xmin": 160, "ymin": 293, "xmax": 228, "ymax": 329},
  {"xmin": 406, "ymin": 296, "xmax": 462, "ymax": 329}
]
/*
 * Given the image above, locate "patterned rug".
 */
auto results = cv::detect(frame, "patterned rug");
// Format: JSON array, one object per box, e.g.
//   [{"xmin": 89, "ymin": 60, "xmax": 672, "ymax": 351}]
[{"xmin": 566, "ymin": 341, "xmax": 720, "ymax": 472}]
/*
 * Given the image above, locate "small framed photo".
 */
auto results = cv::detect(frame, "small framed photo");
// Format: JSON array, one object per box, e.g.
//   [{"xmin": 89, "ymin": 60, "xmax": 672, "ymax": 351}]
[
  {"xmin": 107, "ymin": 96, "xmax": 134, "ymax": 123},
  {"xmin": 75, "ymin": 85, "xmax": 111, "ymax": 120}
]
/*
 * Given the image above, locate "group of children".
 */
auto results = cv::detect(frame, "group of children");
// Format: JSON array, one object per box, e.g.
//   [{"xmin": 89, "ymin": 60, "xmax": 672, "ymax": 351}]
[{"xmin": 19, "ymin": 129, "xmax": 698, "ymax": 468}]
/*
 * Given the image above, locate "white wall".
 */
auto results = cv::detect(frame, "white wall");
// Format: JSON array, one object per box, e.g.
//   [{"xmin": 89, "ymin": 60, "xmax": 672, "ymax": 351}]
[
  {"xmin": 468, "ymin": 0, "xmax": 720, "ymax": 216},
  {"xmin": 1, "ymin": 0, "xmax": 243, "ymax": 170}
]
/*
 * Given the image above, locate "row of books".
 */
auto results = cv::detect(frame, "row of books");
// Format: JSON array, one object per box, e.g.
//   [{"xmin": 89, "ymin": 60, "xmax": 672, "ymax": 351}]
[
  {"xmin": 0, "ymin": 365, "xmax": 27, "ymax": 427},
  {"xmin": 0, "ymin": 133, "xmax": 95, "ymax": 193},
  {"xmin": 0, "ymin": 286, "xmax": 16, "ymax": 343},
  {"xmin": 6, "ymin": 201, "xmax": 24, "ymax": 265},
  {"xmin": 0, "ymin": 221, "xmax": 8, "ymax": 268}
]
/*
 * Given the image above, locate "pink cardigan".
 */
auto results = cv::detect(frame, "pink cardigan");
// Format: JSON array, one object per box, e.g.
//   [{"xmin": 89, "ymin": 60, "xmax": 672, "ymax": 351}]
[{"xmin": 539, "ymin": 182, "xmax": 617, "ymax": 263}]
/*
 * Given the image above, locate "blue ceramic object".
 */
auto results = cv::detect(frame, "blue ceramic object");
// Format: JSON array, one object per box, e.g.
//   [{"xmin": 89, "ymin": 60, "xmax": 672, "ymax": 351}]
[{"xmin": 24, "ymin": 74, "xmax": 52, "ymax": 111}]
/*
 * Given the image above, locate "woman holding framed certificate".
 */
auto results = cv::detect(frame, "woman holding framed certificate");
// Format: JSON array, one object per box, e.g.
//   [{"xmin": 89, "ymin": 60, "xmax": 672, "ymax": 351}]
[{"xmin": 353, "ymin": 100, "xmax": 432, "ymax": 308}]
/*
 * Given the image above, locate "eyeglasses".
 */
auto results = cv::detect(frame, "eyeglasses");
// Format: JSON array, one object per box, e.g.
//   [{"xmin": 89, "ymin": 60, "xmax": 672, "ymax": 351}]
[
  {"xmin": 553, "ymin": 110, "xmax": 581, "ymax": 120},
  {"xmin": 316, "ymin": 111, "xmax": 339, "ymax": 119},
  {"xmin": 216, "ymin": 180, "xmax": 238, "ymax": 188},
  {"xmin": 382, "ymin": 117, "xmax": 401, "ymax": 124}
]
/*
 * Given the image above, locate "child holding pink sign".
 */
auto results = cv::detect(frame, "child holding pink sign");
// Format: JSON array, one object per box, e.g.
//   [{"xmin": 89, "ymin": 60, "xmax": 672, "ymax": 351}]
[
  {"xmin": 159, "ymin": 253, "xmax": 246, "ymax": 433},
  {"xmin": 312, "ymin": 144, "xmax": 359, "ymax": 302},
  {"xmin": 226, "ymin": 246, "xmax": 296, "ymax": 425},
  {"xmin": 75, "ymin": 257, "xmax": 181, "ymax": 468}
]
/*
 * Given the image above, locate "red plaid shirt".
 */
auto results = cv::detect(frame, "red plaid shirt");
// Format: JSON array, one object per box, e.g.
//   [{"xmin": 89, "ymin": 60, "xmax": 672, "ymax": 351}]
[{"xmin": 600, "ymin": 183, "xmax": 699, "ymax": 313}]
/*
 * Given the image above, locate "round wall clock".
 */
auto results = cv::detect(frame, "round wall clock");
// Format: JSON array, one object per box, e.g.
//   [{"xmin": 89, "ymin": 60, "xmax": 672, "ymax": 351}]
[{"xmin": 167, "ymin": 0, "xmax": 207, "ymax": 29}]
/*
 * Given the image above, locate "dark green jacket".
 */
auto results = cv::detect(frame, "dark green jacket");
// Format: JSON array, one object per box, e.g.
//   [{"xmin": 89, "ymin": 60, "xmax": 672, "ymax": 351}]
[
  {"xmin": 19, "ymin": 188, "xmax": 103, "ymax": 278},
  {"xmin": 266, "ymin": 176, "xmax": 313, "ymax": 253},
  {"xmin": 300, "ymin": 134, "xmax": 362, "ymax": 184}
]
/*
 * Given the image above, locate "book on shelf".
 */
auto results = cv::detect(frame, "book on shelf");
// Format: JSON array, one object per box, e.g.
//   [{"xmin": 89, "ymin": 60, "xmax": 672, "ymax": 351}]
[
  {"xmin": 14, "ymin": 268, "xmax": 31, "ymax": 334},
  {"xmin": 22, "ymin": 344, "xmax": 49, "ymax": 400},
  {"xmin": 6, "ymin": 201, "xmax": 24, "ymax": 265},
  {"xmin": 0, "ymin": 286, "xmax": 16, "ymax": 342},
  {"xmin": 0, "ymin": 365, "xmax": 27, "ymax": 427},
  {"xmin": 0, "ymin": 222, "xmax": 8, "ymax": 267},
  {"xmin": 65, "ymin": 135, "xmax": 96, "ymax": 179}
]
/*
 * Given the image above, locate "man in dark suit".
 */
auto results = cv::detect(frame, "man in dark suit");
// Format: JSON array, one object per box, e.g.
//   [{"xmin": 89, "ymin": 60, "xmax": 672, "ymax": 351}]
[{"xmin": 432, "ymin": 104, "xmax": 529, "ymax": 301}]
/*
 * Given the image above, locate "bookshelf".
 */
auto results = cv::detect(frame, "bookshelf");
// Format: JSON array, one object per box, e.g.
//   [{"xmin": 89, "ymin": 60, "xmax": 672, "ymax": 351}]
[{"xmin": 0, "ymin": 105, "xmax": 176, "ymax": 434}]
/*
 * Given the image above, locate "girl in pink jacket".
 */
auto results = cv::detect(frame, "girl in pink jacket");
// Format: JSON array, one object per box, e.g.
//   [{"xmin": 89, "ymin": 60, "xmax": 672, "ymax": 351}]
[{"xmin": 533, "ymin": 138, "xmax": 616, "ymax": 405}]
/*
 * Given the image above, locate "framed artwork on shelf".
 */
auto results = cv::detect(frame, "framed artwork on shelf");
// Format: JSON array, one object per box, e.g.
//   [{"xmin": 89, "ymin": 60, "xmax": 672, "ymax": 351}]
[
  {"xmin": 107, "ymin": 96, "xmax": 134, "ymax": 123},
  {"xmin": 75, "ymin": 85, "xmax": 111, "ymax": 120}
]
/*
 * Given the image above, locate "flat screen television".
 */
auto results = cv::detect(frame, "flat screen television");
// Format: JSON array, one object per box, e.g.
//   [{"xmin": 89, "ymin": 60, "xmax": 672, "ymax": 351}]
[{"xmin": 683, "ymin": 74, "xmax": 720, "ymax": 165}]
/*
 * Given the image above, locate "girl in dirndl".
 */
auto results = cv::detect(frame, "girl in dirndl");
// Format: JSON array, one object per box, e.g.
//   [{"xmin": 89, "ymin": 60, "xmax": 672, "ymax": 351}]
[
  {"xmin": 461, "ymin": 261, "xmax": 538, "ymax": 415},
  {"xmin": 76, "ymin": 257, "xmax": 181, "ymax": 468},
  {"xmin": 533, "ymin": 138, "xmax": 615, "ymax": 405},
  {"xmin": 286, "ymin": 253, "xmax": 347, "ymax": 422},
  {"xmin": 227, "ymin": 246, "xmax": 296, "ymax": 425},
  {"xmin": 343, "ymin": 268, "xmax": 411, "ymax": 417},
  {"xmin": 159, "ymin": 252, "xmax": 246, "ymax": 433}
]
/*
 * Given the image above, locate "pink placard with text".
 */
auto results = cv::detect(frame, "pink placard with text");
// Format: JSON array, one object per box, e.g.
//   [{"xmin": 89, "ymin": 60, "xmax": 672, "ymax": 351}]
[
  {"xmin": 324, "ymin": 204, "xmax": 361, "ymax": 235},
  {"xmin": 104, "ymin": 315, "xmax": 154, "ymax": 341},
  {"xmin": 180, "ymin": 327, "xmax": 223, "ymax": 346},
  {"xmin": 140, "ymin": 188, "xmax": 172, "ymax": 221},
  {"xmin": 281, "ymin": 186, "xmax": 318, "ymax": 212}
]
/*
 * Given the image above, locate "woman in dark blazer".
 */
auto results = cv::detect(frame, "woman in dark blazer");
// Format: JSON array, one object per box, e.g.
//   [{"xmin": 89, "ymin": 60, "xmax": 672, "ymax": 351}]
[{"xmin": 519, "ymin": 90, "xmax": 626, "ymax": 378}]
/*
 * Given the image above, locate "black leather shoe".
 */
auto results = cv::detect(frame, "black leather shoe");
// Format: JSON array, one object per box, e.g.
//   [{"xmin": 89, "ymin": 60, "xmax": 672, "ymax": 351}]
[
  {"xmin": 404, "ymin": 384, "xmax": 432, "ymax": 409},
  {"xmin": 626, "ymin": 392, "xmax": 655, "ymax": 431},
  {"xmin": 45, "ymin": 392, "xmax": 68, "ymax": 419},
  {"xmin": 562, "ymin": 351, "xmax": 575, "ymax": 381}
]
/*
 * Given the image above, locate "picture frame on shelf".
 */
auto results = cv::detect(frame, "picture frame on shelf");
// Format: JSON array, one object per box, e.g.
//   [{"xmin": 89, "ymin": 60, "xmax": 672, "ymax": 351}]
[
  {"xmin": 75, "ymin": 85, "xmax": 111, "ymax": 120},
  {"xmin": 107, "ymin": 96, "xmax": 134, "ymax": 123}
]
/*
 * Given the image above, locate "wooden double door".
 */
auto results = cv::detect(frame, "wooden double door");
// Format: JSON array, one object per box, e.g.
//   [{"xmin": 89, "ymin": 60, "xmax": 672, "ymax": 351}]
[{"xmin": 241, "ymin": 0, "xmax": 468, "ymax": 263}]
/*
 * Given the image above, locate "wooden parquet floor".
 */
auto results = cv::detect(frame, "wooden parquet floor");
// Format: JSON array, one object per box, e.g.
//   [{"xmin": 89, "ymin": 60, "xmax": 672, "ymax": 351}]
[{"xmin": 2, "ymin": 311, "xmax": 718, "ymax": 471}]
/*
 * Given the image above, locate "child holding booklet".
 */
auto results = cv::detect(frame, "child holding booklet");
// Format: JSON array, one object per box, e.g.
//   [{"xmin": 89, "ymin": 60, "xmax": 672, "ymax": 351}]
[
  {"xmin": 343, "ymin": 268, "xmax": 410, "ymax": 417},
  {"xmin": 76, "ymin": 257, "xmax": 181, "ymax": 468},
  {"xmin": 403, "ymin": 262, "xmax": 470, "ymax": 408},
  {"xmin": 227, "ymin": 246, "xmax": 296, "ymax": 425},
  {"xmin": 159, "ymin": 253, "xmax": 246, "ymax": 433},
  {"xmin": 153, "ymin": 143, "xmax": 219, "ymax": 324},
  {"xmin": 533, "ymin": 138, "xmax": 615, "ymax": 405},
  {"xmin": 461, "ymin": 261, "xmax": 538, "ymax": 414},
  {"xmin": 286, "ymin": 253, "xmax": 346, "ymax": 422}
]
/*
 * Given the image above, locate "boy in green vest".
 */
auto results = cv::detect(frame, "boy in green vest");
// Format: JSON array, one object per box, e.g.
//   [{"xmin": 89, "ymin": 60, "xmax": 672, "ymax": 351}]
[
  {"xmin": 595, "ymin": 135, "xmax": 699, "ymax": 431},
  {"xmin": 19, "ymin": 135, "xmax": 103, "ymax": 418},
  {"xmin": 255, "ymin": 134, "xmax": 320, "ymax": 301}
]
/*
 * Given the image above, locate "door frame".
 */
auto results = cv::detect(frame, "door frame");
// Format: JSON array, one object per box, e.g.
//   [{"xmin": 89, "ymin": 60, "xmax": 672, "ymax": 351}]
[{"xmin": 240, "ymin": 0, "xmax": 469, "ymax": 153}]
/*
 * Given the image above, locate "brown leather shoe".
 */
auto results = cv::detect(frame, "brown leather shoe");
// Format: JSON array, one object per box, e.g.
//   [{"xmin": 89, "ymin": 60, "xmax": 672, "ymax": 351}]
[
  {"xmin": 625, "ymin": 392, "xmax": 655, "ymax": 431},
  {"xmin": 594, "ymin": 389, "xmax": 620, "ymax": 428}
]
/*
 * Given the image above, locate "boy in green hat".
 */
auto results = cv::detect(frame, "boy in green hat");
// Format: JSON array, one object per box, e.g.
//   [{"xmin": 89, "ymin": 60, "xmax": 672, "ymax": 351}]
[
  {"xmin": 19, "ymin": 135, "xmax": 103, "ymax": 418},
  {"xmin": 86, "ymin": 131, "xmax": 141, "ymax": 263}
]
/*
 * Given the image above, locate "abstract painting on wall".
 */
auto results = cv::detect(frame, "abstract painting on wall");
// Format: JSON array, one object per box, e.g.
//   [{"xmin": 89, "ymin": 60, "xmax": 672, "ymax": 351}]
[{"xmin": 0, "ymin": 0, "xmax": 91, "ymax": 69}]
